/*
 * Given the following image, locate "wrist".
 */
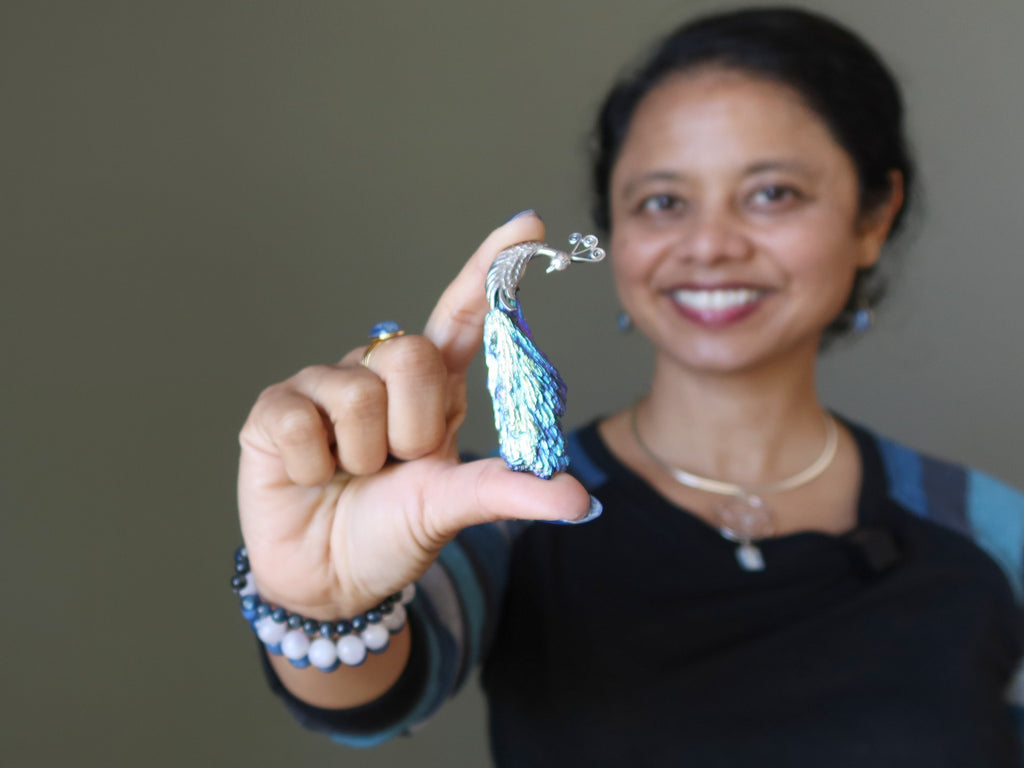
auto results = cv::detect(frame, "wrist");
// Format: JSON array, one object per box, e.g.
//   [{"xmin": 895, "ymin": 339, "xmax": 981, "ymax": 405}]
[{"xmin": 231, "ymin": 545, "xmax": 415, "ymax": 671}]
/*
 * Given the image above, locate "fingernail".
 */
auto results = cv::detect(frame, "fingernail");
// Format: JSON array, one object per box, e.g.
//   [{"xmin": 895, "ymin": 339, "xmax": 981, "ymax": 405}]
[
  {"xmin": 504, "ymin": 209, "xmax": 538, "ymax": 224},
  {"xmin": 550, "ymin": 495, "xmax": 603, "ymax": 526}
]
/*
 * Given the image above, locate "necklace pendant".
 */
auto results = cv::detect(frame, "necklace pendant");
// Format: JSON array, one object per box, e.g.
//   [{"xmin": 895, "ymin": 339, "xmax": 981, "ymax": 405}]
[
  {"xmin": 735, "ymin": 541, "xmax": 766, "ymax": 572},
  {"xmin": 483, "ymin": 235, "xmax": 605, "ymax": 479},
  {"xmin": 714, "ymin": 495, "xmax": 774, "ymax": 572}
]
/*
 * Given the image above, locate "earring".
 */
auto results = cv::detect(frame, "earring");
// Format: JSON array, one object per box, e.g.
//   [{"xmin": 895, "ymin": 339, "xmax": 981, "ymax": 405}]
[
  {"xmin": 852, "ymin": 289, "xmax": 873, "ymax": 333},
  {"xmin": 853, "ymin": 308, "xmax": 873, "ymax": 333},
  {"xmin": 617, "ymin": 311, "xmax": 632, "ymax": 332}
]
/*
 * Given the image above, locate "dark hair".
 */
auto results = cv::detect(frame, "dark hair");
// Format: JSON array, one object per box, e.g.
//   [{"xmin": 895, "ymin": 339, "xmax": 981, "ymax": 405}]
[{"xmin": 591, "ymin": 7, "xmax": 915, "ymax": 340}]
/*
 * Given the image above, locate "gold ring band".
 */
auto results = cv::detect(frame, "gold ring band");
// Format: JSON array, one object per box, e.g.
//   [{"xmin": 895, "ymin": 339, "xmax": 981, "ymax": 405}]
[{"xmin": 361, "ymin": 329, "xmax": 406, "ymax": 367}]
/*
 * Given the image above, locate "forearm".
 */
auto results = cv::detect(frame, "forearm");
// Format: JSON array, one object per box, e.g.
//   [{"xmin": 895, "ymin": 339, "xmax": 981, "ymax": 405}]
[
  {"xmin": 267, "ymin": 623, "xmax": 412, "ymax": 709},
  {"xmin": 255, "ymin": 528, "xmax": 521, "ymax": 744}
]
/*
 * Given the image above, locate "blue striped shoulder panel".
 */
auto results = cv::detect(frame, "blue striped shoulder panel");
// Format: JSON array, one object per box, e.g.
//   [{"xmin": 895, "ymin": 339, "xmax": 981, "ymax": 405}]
[
  {"xmin": 873, "ymin": 433, "xmax": 1024, "ymax": 602},
  {"xmin": 564, "ymin": 427, "xmax": 607, "ymax": 490}
]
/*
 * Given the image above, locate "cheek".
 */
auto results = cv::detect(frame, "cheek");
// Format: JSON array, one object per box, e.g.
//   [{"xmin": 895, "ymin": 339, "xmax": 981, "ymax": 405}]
[
  {"xmin": 608, "ymin": 239, "xmax": 640, "ymax": 308},
  {"xmin": 769, "ymin": 210, "xmax": 863, "ymax": 278},
  {"xmin": 608, "ymin": 230, "xmax": 662, "ymax": 308},
  {"xmin": 782, "ymin": 232, "xmax": 862, "ymax": 311},
  {"xmin": 608, "ymin": 230, "xmax": 640, "ymax": 282},
  {"xmin": 609, "ymin": 225, "xmax": 674, "ymax": 279}
]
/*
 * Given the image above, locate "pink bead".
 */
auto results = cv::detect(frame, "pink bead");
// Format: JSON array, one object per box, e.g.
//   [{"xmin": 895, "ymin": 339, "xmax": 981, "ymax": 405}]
[
  {"xmin": 383, "ymin": 604, "xmax": 407, "ymax": 632},
  {"xmin": 308, "ymin": 638, "xmax": 338, "ymax": 670},
  {"xmin": 362, "ymin": 624, "xmax": 390, "ymax": 653},
  {"xmin": 281, "ymin": 629, "xmax": 311, "ymax": 660},
  {"xmin": 337, "ymin": 635, "xmax": 367, "ymax": 666},
  {"xmin": 255, "ymin": 617, "xmax": 287, "ymax": 645}
]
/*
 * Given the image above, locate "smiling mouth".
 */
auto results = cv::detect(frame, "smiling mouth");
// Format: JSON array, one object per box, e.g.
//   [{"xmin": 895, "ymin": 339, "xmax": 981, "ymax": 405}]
[{"xmin": 671, "ymin": 288, "xmax": 767, "ymax": 310}]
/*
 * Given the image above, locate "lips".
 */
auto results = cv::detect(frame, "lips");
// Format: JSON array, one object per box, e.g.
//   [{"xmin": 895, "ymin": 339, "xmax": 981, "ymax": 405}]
[
  {"xmin": 668, "ymin": 286, "xmax": 770, "ymax": 327},
  {"xmin": 672, "ymin": 287, "xmax": 765, "ymax": 310}
]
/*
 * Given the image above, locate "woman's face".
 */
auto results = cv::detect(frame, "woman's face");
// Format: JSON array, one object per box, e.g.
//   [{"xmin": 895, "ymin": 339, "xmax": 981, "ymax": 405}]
[{"xmin": 608, "ymin": 69, "xmax": 895, "ymax": 375}]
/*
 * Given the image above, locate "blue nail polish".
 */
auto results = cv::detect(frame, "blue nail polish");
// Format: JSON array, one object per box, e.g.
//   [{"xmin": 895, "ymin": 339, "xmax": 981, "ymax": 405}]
[
  {"xmin": 504, "ymin": 209, "xmax": 537, "ymax": 224},
  {"xmin": 549, "ymin": 495, "xmax": 603, "ymax": 526}
]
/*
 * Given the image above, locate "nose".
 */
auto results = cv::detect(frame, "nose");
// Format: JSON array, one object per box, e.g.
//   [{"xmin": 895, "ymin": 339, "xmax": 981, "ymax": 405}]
[{"xmin": 681, "ymin": 205, "xmax": 752, "ymax": 264}]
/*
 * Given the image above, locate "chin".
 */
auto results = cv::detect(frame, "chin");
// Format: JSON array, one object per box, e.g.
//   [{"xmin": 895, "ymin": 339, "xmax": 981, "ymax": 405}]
[{"xmin": 658, "ymin": 333, "xmax": 821, "ymax": 378}]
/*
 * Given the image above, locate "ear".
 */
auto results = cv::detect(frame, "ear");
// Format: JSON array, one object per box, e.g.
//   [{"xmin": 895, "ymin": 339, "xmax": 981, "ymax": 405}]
[{"xmin": 855, "ymin": 170, "xmax": 905, "ymax": 269}]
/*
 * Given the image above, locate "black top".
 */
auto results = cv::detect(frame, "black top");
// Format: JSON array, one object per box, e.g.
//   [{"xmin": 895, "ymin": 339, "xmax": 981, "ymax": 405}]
[{"xmin": 482, "ymin": 421, "xmax": 1024, "ymax": 767}]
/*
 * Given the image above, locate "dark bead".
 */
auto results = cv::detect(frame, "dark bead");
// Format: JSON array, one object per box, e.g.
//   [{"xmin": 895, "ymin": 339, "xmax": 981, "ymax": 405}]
[
  {"xmin": 380, "ymin": 603, "xmax": 394, "ymax": 615},
  {"xmin": 350, "ymin": 615, "xmax": 367, "ymax": 632},
  {"xmin": 234, "ymin": 559, "xmax": 249, "ymax": 574},
  {"xmin": 389, "ymin": 592, "xmax": 403, "ymax": 603},
  {"xmin": 256, "ymin": 603, "xmax": 271, "ymax": 618},
  {"xmin": 319, "ymin": 623, "xmax": 334, "ymax": 639},
  {"xmin": 334, "ymin": 620, "xmax": 351, "ymax": 636},
  {"xmin": 303, "ymin": 619, "xmax": 320, "ymax": 636},
  {"xmin": 234, "ymin": 545, "xmax": 247, "ymax": 561},
  {"xmin": 271, "ymin": 607, "xmax": 287, "ymax": 623},
  {"xmin": 241, "ymin": 595, "xmax": 258, "ymax": 612},
  {"xmin": 287, "ymin": 614, "xmax": 303, "ymax": 630},
  {"xmin": 365, "ymin": 611, "xmax": 382, "ymax": 624},
  {"xmin": 230, "ymin": 575, "xmax": 247, "ymax": 591}
]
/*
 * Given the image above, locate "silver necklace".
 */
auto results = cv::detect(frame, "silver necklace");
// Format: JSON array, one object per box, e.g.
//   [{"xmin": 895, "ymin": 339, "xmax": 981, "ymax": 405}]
[{"xmin": 630, "ymin": 406, "xmax": 839, "ymax": 572}]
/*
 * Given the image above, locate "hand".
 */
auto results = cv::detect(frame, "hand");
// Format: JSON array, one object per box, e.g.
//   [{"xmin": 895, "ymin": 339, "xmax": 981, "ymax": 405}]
[{"xmin": 237, "ymin": 212, "xmax": 592, "ymax": 619}]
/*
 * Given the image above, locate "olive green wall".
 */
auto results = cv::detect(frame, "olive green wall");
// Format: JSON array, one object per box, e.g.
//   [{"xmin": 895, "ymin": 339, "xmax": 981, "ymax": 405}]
[{"xmin": 3, "ymin": 1, "xmax": 1022, "ymax": 765}]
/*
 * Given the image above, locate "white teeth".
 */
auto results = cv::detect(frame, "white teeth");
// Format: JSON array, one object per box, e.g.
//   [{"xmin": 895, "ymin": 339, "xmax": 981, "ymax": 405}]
[{"xmin": 672, "ymin": 288, "xmax": 764, "ymax": 311}]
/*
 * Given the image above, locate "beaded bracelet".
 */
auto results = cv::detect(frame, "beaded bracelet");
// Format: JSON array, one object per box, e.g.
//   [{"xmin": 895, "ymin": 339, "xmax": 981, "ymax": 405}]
[{"xmin": 231, "ymin": 546, "xmax": 414, "ymax": 672}]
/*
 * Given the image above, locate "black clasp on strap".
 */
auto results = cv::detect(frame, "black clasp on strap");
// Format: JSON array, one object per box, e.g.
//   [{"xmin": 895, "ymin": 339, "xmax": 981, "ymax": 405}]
[{"xmin": 843, "ymin": 526, "xmax": 903, "ymax": 576}]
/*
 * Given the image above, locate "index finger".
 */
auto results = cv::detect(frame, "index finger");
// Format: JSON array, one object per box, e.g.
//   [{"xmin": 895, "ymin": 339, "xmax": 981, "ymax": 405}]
[{"xmin": 423, "ymin": 210, "xmax": 545, "ymax": 374}]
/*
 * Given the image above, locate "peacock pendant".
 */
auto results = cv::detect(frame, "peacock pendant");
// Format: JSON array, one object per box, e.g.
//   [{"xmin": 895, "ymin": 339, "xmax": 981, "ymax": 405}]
[{"xmin": 483, "ymin": 233, "xmax": 605, "ymax": 478}]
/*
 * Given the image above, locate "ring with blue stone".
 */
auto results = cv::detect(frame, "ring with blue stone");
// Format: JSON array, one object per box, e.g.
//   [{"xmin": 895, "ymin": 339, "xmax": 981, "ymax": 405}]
[{"xmin": 362, "ymin": 321, "xmax": 406, "ymax": 367}]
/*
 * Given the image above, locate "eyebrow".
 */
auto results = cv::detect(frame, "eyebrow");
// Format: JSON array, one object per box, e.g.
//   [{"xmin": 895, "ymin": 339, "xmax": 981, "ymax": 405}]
[
  {"xmin": 743, "ymin": 159, "xmax": 814, "ymax": 176},
  {"xmin": 620, "ymin": 159, "xmax": 816, "ymax": 198},
  {"xmin": 621, "ymin": 171, "xmax": 686, "ymax": 198}
]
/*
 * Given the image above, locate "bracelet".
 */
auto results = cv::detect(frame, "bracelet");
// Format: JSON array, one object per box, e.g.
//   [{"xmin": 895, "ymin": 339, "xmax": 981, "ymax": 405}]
[{"xmin": 231, "ymin": 546, "xmax": 414, "ymax": 672}]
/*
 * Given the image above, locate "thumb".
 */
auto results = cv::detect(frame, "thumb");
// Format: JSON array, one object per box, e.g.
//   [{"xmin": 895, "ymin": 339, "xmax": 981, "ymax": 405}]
[
  {"xmin": 424, "ymin": 457, "xmax": 598, "ymax": 538},
  {"xmin": 423, "ymin": 210, "xmax": 545, "ymax": 375}
]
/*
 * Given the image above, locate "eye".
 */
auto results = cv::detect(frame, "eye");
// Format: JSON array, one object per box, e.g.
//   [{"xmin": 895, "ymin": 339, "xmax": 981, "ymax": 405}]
[
  {"xmin": 638, "ymin": 193, "xmax": 684, "ymax": 214},
  {"xmin": 749, "ymin": 184, "xmax": 802, "ymax": 208}
]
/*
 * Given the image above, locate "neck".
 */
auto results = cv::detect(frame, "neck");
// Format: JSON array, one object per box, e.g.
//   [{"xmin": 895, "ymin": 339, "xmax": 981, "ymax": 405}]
[{"xmin": 637, "ymin": 347, "xmax": 829, "ymax": 486}]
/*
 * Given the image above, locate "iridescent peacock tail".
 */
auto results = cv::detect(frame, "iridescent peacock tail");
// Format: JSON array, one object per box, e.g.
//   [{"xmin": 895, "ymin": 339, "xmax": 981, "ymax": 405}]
[{"xmin": 483, "ymin": 233, "xmax": 604, "ymax": 479}]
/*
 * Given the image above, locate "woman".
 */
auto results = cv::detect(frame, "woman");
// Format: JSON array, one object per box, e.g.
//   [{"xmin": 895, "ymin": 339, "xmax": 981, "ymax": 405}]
[{"xmin": 234, "ymin": 7, "xmax": 1024, "ymax": 765}]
